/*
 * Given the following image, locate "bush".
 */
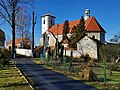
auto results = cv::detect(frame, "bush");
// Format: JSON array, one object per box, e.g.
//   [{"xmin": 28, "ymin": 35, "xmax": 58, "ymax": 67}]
[
  {"xmin": 88, "ymin": 59, "xmax": 96, "ymax": 67},
  {"xmin": 81, "ymin": 54, "xmax": 91, "ymax": 62},
  {"xmin": 79, "ymin": 66, "xmax": 97, "ymax": 81},
  {"xmin": 107, "ymin": 63, "xmax": 120, "ymax": 71},
  {"xmin": 0, "ymin": 49, "xmax": 10, "ymax": 68}
]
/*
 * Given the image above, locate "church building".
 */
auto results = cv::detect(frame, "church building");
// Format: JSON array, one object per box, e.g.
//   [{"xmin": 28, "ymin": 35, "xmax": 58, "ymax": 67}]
[{"xmin": 39, "ymin": 9, "xmax": 106, "ymax": 59}]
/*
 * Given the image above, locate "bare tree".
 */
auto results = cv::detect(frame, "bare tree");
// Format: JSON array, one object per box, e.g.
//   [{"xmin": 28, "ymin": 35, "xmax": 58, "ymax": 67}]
[
  {"xmin": 0, "ymin": 0, "xmax": 34, "ymax": 58},
  {"xmin": 110, "ymin": 32, "xmax": 120, "ymax": 44},
  {"xmin": 16, "ymin": 7, "xmax": 31, "ymax": 48},
  {"xmin": 16, "ymin": 7, "xmax": 31, "ymax": 38}
]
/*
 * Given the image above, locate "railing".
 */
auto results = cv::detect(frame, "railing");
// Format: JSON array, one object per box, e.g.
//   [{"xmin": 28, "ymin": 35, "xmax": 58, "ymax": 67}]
[{"xmin": 39, "ymin": 56, "xmax": 82, "ymax": 75}]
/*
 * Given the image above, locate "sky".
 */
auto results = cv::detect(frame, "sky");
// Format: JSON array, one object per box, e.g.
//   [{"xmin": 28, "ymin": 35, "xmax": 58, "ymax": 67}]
[{"xmin": 1, "ymin": 0, "xmax": 120, "ymax": 46}]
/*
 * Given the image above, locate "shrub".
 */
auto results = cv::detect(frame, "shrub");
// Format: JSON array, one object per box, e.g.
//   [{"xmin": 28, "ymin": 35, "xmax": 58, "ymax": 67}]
[
  {"xmin": 107, "ymin": 63, "xmax": 120, "ymax": 71},
  {"xmin": 0, "ymin": 49, "xmax": 10, "ymax": 68},
  {"xmin": 88, "ymin": 59, "xmax": 96, "ymax": 67},
  {"xmin": 82, "ymin": 54, "xmax": 91, "ymax": 62},
  {"xmin": 79, "ymin": 66, "xmax": 97, "ymax": 81}
]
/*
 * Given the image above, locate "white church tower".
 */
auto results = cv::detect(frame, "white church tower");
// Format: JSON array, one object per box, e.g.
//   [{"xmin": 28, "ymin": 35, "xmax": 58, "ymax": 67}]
[
  {"xmin": 41, "ymin": 12, "xmax": 56, "ymax": 34},
  {"xmin": 84, "ymin": 9, "xmax": 90, "ymax": 20}
]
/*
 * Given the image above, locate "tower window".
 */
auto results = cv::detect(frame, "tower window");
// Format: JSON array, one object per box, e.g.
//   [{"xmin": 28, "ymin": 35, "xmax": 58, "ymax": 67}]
[
  {"xmin": 51, "ymin": 20, "xmax": 52, "ymax": 25},
  {"xmin": 43, "ymin": 20, "xmax": 45, "ymax": 24}
]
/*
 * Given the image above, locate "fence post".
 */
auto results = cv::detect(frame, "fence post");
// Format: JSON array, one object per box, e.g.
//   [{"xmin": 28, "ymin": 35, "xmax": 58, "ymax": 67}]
[
  {"xmin": 104, "ymin": 60, "xmax": 106, "ymax": 85},
  {"xmin": 64, "ymin": 57, "xmax": 67, "ymax": 68}
]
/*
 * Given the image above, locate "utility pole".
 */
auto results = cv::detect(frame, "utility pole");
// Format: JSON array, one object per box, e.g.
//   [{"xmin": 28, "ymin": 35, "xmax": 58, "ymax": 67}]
[
  {"xmin": 32, "ymin": 11, "xmax": 36, "ymax": 58},
  {"xmin": 11, "ymin": 1, "xmax": 16, "ymax": 59}
]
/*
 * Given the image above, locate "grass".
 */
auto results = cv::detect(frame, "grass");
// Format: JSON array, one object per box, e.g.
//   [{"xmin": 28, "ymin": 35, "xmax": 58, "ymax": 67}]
[
  {"xmin": 0, "ymin": 63, "xmax": 32, "ymax": 90},
  {"xmin": 33, "ymin": 58, "xmax": 120, "ymax": 90},
  {"xmin": 84, "ymin": 65, "xmax": 120, "ymax": 89}
]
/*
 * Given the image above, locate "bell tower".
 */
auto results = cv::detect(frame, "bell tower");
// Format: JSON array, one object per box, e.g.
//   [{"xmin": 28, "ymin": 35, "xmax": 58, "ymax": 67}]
[
  {"xmin": 41, "ymin": 12, "xmax": 56, "ymax": 34},
  {"xmin": 84, "ymin": 9, "xmax": 90, "ymax": 20}
]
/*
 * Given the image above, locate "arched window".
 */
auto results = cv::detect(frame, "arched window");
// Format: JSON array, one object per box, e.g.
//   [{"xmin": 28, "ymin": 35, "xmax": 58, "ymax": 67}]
[
  {"xmin": 43, "ymin": 20, "xmax": 45, "ymax": 24},
  {"xmin": 92, "ymin": 35, "xmax": 95, "ymax": 39},
  {"xmin": 51, "ymin": 20, "xmax": 52, "ymax": 25}
]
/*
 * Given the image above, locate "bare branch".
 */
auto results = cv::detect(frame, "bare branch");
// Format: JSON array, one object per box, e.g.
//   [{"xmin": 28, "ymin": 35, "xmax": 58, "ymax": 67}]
[
  {"xmin": 0, "ymin": 0, "xmax": 12, "ymax": 20},
  {"xmin": 0, "ymin": 11, "xmax": 12, "ymax": 26}
]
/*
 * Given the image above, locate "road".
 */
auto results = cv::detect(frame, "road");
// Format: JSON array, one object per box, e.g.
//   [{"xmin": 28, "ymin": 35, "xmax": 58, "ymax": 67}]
[{"xmin": 13, "ymin": 58, "xmax": 96, "ymax": 90}]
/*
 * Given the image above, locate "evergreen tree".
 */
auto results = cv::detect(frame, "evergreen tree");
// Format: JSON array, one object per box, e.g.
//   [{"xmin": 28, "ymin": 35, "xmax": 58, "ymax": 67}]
[
  {"xmin": 68, "ymin": 26, "xmax": 77, "ymax": 48},
  {"xmin": 63, "ymin": 20, "xmax": 70, "ymax": 40},
  {"xmin": 68, "ymin": 16, "xmax": 86, "ymax": 48}
]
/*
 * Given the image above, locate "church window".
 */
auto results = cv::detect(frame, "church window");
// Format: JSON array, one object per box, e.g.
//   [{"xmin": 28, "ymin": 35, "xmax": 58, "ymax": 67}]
[
  {"xmin": 43, "ymin": 20, "xmax": 45, "ymax": 24},
  {"xmin": 51, "ymin": 20, "xmax": 53, "ymax": 25},
  {"xmin": 92, "ymin": 35, "xmax": 95, "ymax": 39}
]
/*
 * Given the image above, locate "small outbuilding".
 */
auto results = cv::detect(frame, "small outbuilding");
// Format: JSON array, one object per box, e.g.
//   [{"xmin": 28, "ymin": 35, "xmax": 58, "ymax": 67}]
[
  {"xmin": 77, "ymin": 36, "xmax": 102, "ymax": 59},
  {"xmin": 0, "ymin": 29, "xmax": 5, "ymax": 49}
]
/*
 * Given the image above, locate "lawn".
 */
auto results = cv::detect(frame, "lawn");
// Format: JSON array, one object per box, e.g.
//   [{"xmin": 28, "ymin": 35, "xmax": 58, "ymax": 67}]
[
  {"xmin": 33, "ymin": 58, "xmax": 120, "ymax": 90},
  {"xmin": 0, "ymin": 63, "xmax": 32, "ymax": 90}
]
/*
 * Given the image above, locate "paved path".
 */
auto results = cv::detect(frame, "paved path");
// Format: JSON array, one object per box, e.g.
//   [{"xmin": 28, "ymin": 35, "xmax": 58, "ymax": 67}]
[{"xmin": 13, "ymin": 58, "xmax": 96, "ymax": 90}]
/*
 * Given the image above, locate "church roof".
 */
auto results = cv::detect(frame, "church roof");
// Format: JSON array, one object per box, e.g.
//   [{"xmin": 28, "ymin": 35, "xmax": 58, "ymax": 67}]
[
  {"xmin": 41, "ymin": 12, "xmax": 56, "ymax": 18},
  {"xmin": 49, "ymin": 16, "xmax": 106, "ymax": 35}
]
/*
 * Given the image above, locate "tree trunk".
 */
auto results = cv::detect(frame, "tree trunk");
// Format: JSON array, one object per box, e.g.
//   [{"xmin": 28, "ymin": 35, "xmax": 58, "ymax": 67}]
[{"xmin": 11, "ymin": 10, "xmax": 15, "ymax": 58}]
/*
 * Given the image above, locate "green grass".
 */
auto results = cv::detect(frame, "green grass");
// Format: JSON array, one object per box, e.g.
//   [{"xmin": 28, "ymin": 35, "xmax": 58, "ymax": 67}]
[
  {"xmin": 33, "ymin": 58, "xmax": 120, "ymax": 90},
  {"xmin": 0, "ymin": 64, "xmax": 32, "ymax": 90},
  {"xmin": 84, "ymin": 65, "xmax": 120, "ymax": 90}
]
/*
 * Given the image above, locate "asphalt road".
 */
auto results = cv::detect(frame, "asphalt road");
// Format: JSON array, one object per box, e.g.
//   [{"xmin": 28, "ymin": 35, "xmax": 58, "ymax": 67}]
[{"xmin": 13, "ymin": 58, "xmax": 96, "ymax": 90}]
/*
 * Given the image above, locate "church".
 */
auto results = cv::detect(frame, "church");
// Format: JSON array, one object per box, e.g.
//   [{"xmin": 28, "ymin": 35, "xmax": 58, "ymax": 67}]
[{"xmin": 38, "ymin": 9, "xmax": 106, "ymax": 59}]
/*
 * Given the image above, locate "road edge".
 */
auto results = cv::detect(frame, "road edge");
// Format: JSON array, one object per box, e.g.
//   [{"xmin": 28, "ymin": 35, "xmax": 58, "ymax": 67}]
[{"xmin": 11, "ymin": 61, "xmax": 34, "ymax": 90}]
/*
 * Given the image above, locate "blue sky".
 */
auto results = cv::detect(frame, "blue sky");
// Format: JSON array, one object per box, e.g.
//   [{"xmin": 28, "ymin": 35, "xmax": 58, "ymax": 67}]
[{"xmin": 1, "ymin": 0, "xmax": 120, "ymax": 46}]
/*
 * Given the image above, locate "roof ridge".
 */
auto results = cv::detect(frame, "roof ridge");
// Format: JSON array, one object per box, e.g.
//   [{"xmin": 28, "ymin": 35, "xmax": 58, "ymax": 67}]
[
  {"xmin": 85, "ymin": 16, "xmax": 93, "ymax": 30},
  {"xmin": 95, "ymin": 18, "xmax": 106, "ymax": 32}
]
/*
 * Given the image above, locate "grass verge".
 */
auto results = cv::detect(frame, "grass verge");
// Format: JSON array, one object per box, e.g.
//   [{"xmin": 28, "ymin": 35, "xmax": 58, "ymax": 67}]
[
  {"xmin": 0, "ymin": 63, "xmax": 32, "ymax": 90},
  {"xmin": 33, "ymin": 58, "xmax": 120, "ymax": 90}
]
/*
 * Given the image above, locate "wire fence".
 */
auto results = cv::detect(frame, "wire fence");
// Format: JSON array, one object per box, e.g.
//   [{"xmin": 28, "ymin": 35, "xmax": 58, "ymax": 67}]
[{"xmin": 39, "ymin": 56, "xmax": 83, "ymax": 76}]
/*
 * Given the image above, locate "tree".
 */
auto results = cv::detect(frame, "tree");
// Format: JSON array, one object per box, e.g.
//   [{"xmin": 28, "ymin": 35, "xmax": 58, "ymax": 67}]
[
  {"xmin": 62, "ymin": 20, "xmax": 70, "ymax": 40},
  {"xmin": 99, "ymin": 43, "xmax": 120, "ymax": 62},
  {"xmin": 110, "ymin": 32, "xmax": 120, "ymax": 44},
  {"xmin": 16, "ymin": 7, "xmax": 31, "ymax": 39},
  {"xmin": 68, "ymin": 16, "xmax": 86, "ymax": 48},
  {"xmin": 16, "ymin": 7, "xmax": 31, "ymax": 48},
  {"xmin": 0, "ymin": 0, "xmax": 34, "ymax": 58},
  {"xmin": 68, "ymin": 26, "xmax": 77, "ymax": 48}
]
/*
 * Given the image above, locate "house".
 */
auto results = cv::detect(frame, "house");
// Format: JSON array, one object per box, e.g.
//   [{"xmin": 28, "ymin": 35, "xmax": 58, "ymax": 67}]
[
  {"xmin": 6, "ymin": 37, "xmax": 31, "ymax": 50},
  {"xmin": 39, "ymin": 9, "xmax": 106, "ymax": 59},
  {"xmin": 77, "ymin": 36, "xmax": 103, "ymax": 59},
  {"xmin": 0, "ymin": 29, "xmax": 5, "ymax": 49}
]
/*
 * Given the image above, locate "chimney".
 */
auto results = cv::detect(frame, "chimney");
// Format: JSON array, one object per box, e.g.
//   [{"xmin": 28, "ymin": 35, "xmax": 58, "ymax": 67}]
[{"xmin": 84, "ymin": 9, "xmax": 90, "ymax": 20}]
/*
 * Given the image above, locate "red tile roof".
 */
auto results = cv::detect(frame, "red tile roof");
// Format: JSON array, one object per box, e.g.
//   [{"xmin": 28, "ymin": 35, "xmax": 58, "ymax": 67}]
[
  {"xmin": 7, "ymin": 38, "xmax": 22, "ymax": 45},
  {"xmin": 49, "ymin": 16, "xmax": 106, "ymax": 35},
  {"xmin": 7, "ymin": 37, "xmax": 30, "ymax": 45},
  {"xmin": 64, "ymin": 47, "xmax": 77, "ymax": 50},
  {"xmin": 34, "ymin": 46, "xmax": 43, "ymax": 52}
]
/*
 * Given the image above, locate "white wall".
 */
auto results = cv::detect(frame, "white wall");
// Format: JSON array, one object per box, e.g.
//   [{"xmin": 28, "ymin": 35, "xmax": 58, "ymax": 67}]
[
  {"xmin": 42, "ymin": 15, "xmax": 55, "ymax": 34},
  {"xmin": 55, "ymin": 35, "xmax": 62, "ymax": 42},
  {"xmin": 77, "ymin": 36, "xmax": 98, "ymax": 59},
  {"xmin": 64, "ymin": 50, "xmax": 81, "ymax": 58},
  {"xmin": 16, "ymin": 49, "xmax": 32, "ymax": 57},
  {"xmin": 87, "ymin": 32, "xmax": 100, "ymax": 41},
  {"xmin": 48, "ymin": 33, "xmax": 56, "ymax": 46}
]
